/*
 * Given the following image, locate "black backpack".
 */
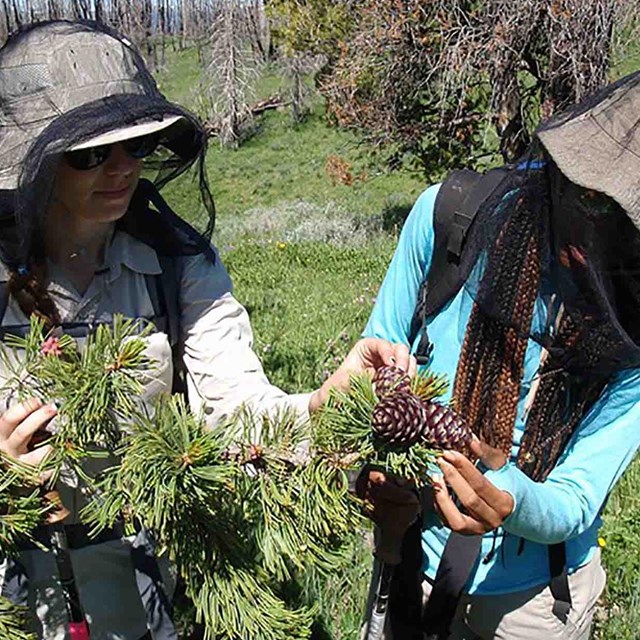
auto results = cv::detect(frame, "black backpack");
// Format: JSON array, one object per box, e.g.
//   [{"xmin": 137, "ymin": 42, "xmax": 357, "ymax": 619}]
[{"xmin": 407, "ymin": 167, "xmax": 508, "ymax": 363}]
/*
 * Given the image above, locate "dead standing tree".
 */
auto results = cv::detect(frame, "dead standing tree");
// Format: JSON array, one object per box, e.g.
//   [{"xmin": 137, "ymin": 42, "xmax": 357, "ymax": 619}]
[
  {"xmin": 480, "ymin": 0, "xmax": 618, "ymax": 159},
  {"xmin": 320, "ymin": 0, "xmax": 640, "ymax": 171},
  {"xmin": 202, "ymin": 0, "xmax": 258, "ymax": 147}
]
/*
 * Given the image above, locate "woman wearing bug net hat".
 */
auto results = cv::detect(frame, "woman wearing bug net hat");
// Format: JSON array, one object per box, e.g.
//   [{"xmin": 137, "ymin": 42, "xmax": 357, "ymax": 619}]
[
  {"xmin": 358, "ymin": 70, "xmax": 640, "ymax": 640},
  {"xmin": 0, "ymin": 20, "xmax": 414, "ymax": 640}
]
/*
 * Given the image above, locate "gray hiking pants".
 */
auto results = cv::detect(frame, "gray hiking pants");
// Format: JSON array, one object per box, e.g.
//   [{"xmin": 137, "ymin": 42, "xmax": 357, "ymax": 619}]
[{"xmin": 362, "ymin": 548, "xmax": 605, "ymax": 640}]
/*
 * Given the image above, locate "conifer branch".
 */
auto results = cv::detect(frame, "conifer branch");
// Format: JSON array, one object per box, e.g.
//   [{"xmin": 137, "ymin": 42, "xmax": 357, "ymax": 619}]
[
  {"xmin": 0, "ymin": 318, "xmax": 451, "ymax": 639},
  {"xmin": 0, "ymin": 597, "xmax": 35, "ymax": 640}
]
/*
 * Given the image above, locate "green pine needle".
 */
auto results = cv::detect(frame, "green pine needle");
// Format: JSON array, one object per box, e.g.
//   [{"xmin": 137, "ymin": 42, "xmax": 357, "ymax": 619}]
[
  {"xmin": 0, "ymin": 597, "xmax": 35, "ymax": 640},
  {"xmin": 188, "ymin": 567, "xmax": 315, "ymax": 640}
]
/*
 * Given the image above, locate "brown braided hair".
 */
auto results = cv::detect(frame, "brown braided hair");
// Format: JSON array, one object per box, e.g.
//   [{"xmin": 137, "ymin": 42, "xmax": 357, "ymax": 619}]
[
  {"xmin": 7, "ymin": 260, "xmax": 61, "ymax": 328},
  {"xmin": 452, "ymin": 193, "xmax": 543, "ymax": 459},
  {"xmin": 451, "ymin": 167, "xmax": 612, "ymax": 482}
]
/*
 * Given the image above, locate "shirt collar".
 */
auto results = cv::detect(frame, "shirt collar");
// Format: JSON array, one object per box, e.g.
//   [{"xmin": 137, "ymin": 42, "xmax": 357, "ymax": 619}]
[
  {"xmin": 104, "ymin": 230, "xmax": 162, "ymax": 278},
  {"xmin": 0, "ymin": 231, "xmax": 162, "ymax": 292}
]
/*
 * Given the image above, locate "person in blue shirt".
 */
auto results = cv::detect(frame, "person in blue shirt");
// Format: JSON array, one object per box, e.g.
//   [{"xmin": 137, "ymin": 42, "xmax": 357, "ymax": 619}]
[{"xmin": 359, "ymin": 71, "xmax": 640, "ymax": 640}]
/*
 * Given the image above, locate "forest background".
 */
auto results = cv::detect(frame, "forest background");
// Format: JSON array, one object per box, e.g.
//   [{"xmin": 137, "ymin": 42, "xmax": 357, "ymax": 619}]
[{"xmin": 2, "ymin": 1, "xmax": 640, "ymax": 638}]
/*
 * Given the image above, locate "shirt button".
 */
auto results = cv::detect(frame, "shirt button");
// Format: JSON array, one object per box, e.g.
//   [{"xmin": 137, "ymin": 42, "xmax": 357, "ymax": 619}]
[{"xmin": 204, "ymin": 406, "xmax": 214, "ymax": 415}]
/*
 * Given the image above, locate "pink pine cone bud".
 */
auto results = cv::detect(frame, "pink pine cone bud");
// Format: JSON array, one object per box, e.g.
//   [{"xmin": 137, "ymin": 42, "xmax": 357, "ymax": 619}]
[{"xmin": 41, "ymin": 336, "xmax": 62, "ymax": 357}]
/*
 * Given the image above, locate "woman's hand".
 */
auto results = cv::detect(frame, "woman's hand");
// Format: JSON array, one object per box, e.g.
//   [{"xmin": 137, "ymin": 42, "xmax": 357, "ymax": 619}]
[
  {"xmin": 0, "ymin": 398, "xmax": 56, "ymax": 468},
  {"xmin": 433, "ymin": 438, "xmax": 514, "ymax": 535},
  {"xmin": 309, "ymin": 338, "xmax": 416, "ymax": 412}
]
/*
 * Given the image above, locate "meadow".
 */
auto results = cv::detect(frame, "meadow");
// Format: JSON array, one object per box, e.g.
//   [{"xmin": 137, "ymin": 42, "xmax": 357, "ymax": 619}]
[{"xmin": 157, "ymin": 47, "xmax": 640, "ymax": 639}]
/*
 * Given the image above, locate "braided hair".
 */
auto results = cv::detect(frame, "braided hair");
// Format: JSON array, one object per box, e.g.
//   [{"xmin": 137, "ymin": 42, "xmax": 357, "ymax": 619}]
[{"xmin": 451, "ymin": 156, "xmax": 637, "ymax": 481}]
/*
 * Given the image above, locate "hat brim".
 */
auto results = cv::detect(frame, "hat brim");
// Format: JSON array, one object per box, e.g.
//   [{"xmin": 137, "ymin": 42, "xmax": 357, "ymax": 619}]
[
  {"xmin": 69, "ymin": 114, "xmax": 184, "ymax": 150},
  {"xmin": 536, "ymin": 71, "xmax": 640, "ymax": 229},
  {"xmin": 538, "ymin": 115, "xmax": 640, "ymax": 230}
]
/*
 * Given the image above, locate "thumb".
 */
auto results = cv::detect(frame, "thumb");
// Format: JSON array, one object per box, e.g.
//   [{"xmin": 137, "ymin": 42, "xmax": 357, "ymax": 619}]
[{"xmin": 470, "ymin": 436, "xmax": 507, "ymax": 470}]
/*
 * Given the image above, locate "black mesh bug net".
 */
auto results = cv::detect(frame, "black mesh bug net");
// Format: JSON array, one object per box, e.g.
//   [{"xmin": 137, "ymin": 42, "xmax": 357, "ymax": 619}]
[
  {"xmin": 444, "ymin": 146, "xmax": 640, "ymax": 479},
  {"xmin": 460, "ymin": 154, "xmax": 640, "ymax": 377},
  {"xmin": 0, "ymin": 19, "xmax": 215, "ymax": 270}
]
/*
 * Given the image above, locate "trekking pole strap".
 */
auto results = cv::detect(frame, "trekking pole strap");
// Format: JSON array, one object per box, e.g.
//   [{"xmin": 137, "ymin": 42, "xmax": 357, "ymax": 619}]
[{"xmin": 548, "ymin": 542, "xmax": 572, "ymax": 623}]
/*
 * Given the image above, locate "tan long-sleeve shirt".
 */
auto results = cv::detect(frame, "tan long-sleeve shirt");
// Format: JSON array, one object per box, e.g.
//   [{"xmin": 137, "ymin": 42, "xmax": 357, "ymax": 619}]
[{"xmin": 0, "ymin": 230, "xmax": 311, "ymax": 640}]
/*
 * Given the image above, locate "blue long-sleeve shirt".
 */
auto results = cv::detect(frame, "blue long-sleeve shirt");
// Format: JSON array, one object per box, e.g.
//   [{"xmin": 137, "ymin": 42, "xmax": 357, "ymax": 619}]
[{"xmin": 363, "ymin": 185, "xmax": 640, "ymax": 595}]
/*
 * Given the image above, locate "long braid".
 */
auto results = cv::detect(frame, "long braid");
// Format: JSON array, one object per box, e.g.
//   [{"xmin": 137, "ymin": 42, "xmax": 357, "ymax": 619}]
[
  {"xmin": 7, "ymin": 260, "xmax": 61, "ymax": 328},
  {"xmin": 453, "ymin": 194, "xmax": 542, "ymax": 457}
]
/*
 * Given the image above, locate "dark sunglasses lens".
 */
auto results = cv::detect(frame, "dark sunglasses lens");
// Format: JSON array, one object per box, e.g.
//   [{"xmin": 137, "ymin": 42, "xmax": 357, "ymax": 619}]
[
  {"xmin": 123, "ymin": 133, "xmax": 160, "ymax": 159},
  {"xmin": 65, "ymin": 145, "xmax": 110, "ymax": 170}
]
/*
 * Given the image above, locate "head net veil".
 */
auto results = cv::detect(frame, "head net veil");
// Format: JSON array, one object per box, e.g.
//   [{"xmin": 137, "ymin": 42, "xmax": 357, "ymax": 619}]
[
  {"xmin": 441, "ymin": 144, "xmax": 640, "ymax": 479},
  {"xmin": 459, "ymin": 150, "xmax": 640, "ymax": 377},
  {"xmin": 0, "ymin": 20, "xmax": 215, "ymax": 270}
]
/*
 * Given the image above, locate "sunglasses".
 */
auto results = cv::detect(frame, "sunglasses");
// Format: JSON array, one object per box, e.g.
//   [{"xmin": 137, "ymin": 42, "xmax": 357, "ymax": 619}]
[{"xmin": 64, "ymin": 132, "xmax": 160, "ymax": 171}]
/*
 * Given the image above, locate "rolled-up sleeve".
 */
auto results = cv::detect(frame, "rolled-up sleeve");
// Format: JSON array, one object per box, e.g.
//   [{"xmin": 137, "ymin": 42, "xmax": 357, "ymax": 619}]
[{"xmin": 179, "ymin": 249, "xmax": 311, "ymax": 435}]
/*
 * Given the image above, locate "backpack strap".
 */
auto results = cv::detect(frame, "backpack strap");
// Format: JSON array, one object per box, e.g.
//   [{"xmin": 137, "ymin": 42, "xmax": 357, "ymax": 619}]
[
  {"xmin": 145, "ymin": 254, "xmax": 186, "ymax": 395},
  {"xmin": 548, "ymin": 542, "xmax": 572, "ymax": 623},
  {"xmin": 409, "ymin": 167, "xmax": 508, "ymax": 364}
]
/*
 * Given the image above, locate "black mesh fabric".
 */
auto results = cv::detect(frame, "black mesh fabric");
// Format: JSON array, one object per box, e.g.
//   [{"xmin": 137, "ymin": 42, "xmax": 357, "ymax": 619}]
[
  {"xmin": 457, "ymin": 151, "xmax": 640, "ymax": 379},
  {"xmin": 440, "ymin": 147, "xmax": 640, "ymax": 479},
  {"xmin": 0, "ymin": 20, "xmax": 215, "ymax": 269}
]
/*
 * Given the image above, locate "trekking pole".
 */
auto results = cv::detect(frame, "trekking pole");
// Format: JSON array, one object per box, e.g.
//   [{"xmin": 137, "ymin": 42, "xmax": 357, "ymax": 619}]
[
  {"xmin": 362, "ymin": 526, "xmax": 403, "ymax": 640},
  {"xmin": 42, "ymin": 490, "xmax": 91, "ymax": 640},
  {"xmin": 364, "ymin": 557, "xmax": 395, "ymax": 640}
]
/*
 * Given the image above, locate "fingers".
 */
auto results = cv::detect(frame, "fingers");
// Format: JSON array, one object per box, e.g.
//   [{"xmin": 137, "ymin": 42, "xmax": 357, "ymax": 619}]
[
  {"xmin": 469, "ymin": 436, "xmax": 507, "ymax": 470},
  {"xmin": 345, "ymin": 339, "xmax": 417, "ymax": 378},
  {"xmin": 0, "ymin": 397, "xmax": 44, "ymax": 439},
  {"xmin": 21, "ymin": 444, "xmax": 53, "ymax": 468},
  {"xmin": 407, "ymin": 354, "xmax": 418, "ymax": 377},
  {"xmin": 433, "ymin": 477, "xmax": 489, "ymax": 535},
  {"xmin": 440, "ymin": 451, "xmax": 511, "ymax": 517},
  {"xmin": 354, "ymin": 338, "xmax": 411, "ymax": 371},
  {"xmin": 437, "ymin": 458, "xmax": 503, "ymax": 530},
  {"xmin": 8, "ymin": 404, "xmax": 57, "ymax": 455},
  {"xmin": 388, "ymin": 343, "xmax": 411, "ymax": 371}
]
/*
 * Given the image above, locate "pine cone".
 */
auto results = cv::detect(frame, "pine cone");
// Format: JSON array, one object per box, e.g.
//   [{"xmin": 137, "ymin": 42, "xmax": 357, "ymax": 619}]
[
  {"xmin": 371, "ymin": 391, "xmax": 426, "ymax": 448},
  {"xmin": 372, "ymin": 365, "xmax": 411, "ymax": 398},
  {"xmin": 422, "ymin": 401, "xmax": 472, "ymax": 452}
]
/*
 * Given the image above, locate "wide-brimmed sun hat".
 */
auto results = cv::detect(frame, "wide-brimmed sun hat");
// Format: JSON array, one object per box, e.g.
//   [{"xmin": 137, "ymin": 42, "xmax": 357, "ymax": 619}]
[
  {"xmin": 536, "ymin": 70, "xmax": 640, "ymax": 228},
  {"xmin": 0, "ymin": 20, "xmax": 200, "ymax": 189}
]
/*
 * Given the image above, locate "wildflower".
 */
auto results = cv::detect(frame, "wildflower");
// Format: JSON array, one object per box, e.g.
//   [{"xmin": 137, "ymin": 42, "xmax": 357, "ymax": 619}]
[
  {"xmin": 277, "ymin": 242, "xmax": 286, "ymax": 250},
  {"xmin": 41, "ymin": 336, "xmax": 63, "ymax": 357},
  {"xmin": 598, "ymin": 536, "xmax": 606, "ymax": 548}
]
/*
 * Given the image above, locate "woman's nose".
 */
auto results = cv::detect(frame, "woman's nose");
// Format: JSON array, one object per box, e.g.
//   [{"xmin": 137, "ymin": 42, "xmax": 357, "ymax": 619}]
[{"xmin": 103, "ymin": 143, "xmax": 140, "ymax": 175}]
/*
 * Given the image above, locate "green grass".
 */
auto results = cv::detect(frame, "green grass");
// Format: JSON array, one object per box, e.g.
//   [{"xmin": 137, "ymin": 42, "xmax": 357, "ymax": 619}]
[
  {"xmin": 156, "ymin": 47, "xmax": 426, "ymax": 224},
  {"xmin": 223, "ymin": 236, "xmax": 395, "ymax": 392},
  {"xmin": 153, "ymin": 45, "xmax": 640, "ymax": 640}
]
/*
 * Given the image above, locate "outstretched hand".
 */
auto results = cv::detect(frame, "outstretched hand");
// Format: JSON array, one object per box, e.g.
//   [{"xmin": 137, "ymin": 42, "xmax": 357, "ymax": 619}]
[
  {"xmin": 309, "ymin": 338, "xmax": 416, "ymax": 412},
  {"xmin": 433, "ymin": 438, "xmax": 514, "ymax": 535}
]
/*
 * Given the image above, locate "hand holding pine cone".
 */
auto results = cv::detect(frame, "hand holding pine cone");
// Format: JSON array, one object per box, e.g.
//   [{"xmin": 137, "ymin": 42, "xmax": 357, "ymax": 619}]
[{"xmin": 371, "ymin": 366, "xmax": 471, "ymax": 453}]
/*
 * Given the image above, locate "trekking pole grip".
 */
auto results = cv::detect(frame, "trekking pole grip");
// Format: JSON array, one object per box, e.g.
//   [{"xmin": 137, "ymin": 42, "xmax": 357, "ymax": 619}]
[{"xmin": 375, "ymin": 526, "xmax": 405, "ymax": 566}]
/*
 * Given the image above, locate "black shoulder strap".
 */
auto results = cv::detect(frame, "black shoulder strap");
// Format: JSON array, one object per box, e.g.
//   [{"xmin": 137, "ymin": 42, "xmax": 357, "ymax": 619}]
[
  {"xmin": 409, "ymin": 167, "xmax": 508, "ymax": 363},
  {"xmin": 145, "ymin": 255, "xmax": 186, "ymax": 395},
  {"xmin": 548, "ymin": 542, "xmax": 572, "ymax": 623},
  {"xmin": 0, "ymin": 280, "xmax": 8, "ymax": 326}
]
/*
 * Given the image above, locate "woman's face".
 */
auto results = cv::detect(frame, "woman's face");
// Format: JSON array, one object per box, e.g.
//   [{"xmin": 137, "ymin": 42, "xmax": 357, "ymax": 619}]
[{"xmin": 51, "ymin": 142, "xmax": 143, "ymax": 225}]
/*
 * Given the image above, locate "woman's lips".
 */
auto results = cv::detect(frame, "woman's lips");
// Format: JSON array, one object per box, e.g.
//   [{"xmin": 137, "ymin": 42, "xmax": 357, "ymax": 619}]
[{"xmin": 95, "ymin": 185, "xmax": 131, "ymax": 199}]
